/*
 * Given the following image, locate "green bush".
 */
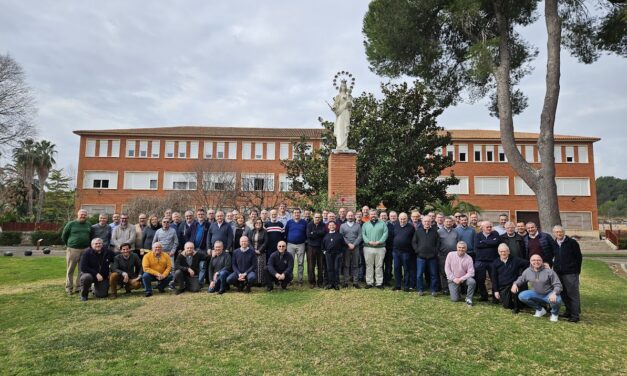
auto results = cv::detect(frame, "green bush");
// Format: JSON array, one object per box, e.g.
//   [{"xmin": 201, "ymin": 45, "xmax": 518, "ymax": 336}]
[
  {"xmin": 619, "ymin": 238, "xmax": 627, "ymax": 250},
  {"xmin": 0, "ymin": 232, "xmax": 22, "ymax": 246},
  {"xmin": 31, "ymin": 231, "xmax": 63, "ymax": 246}
]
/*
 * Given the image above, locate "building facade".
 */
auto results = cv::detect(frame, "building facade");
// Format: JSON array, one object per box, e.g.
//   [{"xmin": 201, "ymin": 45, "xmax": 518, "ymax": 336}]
[{"xmin": 74, "ymin": 126, "xmax": 599, "ymax": 230}]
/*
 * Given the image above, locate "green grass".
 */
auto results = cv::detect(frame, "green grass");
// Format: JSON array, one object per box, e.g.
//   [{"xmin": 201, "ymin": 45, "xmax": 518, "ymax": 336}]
[{"xmin": 0, "ymin": 258, "xmax": 625, "ymax": 375}]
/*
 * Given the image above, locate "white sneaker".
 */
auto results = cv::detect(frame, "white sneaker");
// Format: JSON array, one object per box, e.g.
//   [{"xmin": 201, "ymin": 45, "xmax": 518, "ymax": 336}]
[
  {"xmin": 550, "ymin": 314, "xmax": 559, "ymax": 322},
  {"xmin": 533, "ymin": 308, "xmax": 547, "ymax": 317}
]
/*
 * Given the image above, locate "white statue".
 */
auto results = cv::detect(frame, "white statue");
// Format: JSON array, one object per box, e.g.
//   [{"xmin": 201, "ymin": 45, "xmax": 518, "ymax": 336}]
[{"xmin": 332, "ymin": 80, "xmax": 353, "ymax": 151}]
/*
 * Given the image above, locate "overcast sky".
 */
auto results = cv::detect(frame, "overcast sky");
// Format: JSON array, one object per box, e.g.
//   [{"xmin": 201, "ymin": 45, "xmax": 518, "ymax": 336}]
[{"xmin": 2, "ymin": 0, "xmax": 625, "ymax": 178}]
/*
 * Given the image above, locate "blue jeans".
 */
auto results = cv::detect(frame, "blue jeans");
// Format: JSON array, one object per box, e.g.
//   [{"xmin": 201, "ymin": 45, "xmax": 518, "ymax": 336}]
[
  {"xmin": 393, "ymin": 250, "xmax": 412, "ymax": 289},
  {"xmin": 142, "ymin": 272, "xmax": 173, "ymax": 293},
  {"xmin": 208, "ymin": 270, "xmax": 229, "ymax": 293},
  {"xmin": 416, "ymin": 257, "xmax": 438, "ymax": 293},
  {"xmin": 518, "ymin": 290, "xmax": 562, "ymax": 315},
  {"xmin": 226, "ymin": 271, "xmax": 256, "ymax": 287}
]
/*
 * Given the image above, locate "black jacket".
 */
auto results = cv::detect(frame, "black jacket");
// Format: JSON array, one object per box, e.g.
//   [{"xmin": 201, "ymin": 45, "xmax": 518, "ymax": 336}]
[
  {"xmin": 491, "ymin": 256, "xmax": 529, "ymax": 290},
  {"xmin": 80, "ymin": 247, "xmax": 115, "ymax": 279},
  {"xmin": 249, "ymin": 228, "xmax": 268, "ymax": 254},
  {"xmin": 475, "ymin": 231, "xmax": 501, "ymax": 262},
  {"xmin": 174, "ymin": 252, "xmax": 202, "ymax": 276},
  {"xmin": 322, "ymin": 232, "xmax": 345, "ymax": 254},
  {"xmin": 267, "ymin": 250, "xmax": 294, "ymax": 275},
  {"xmin": 207, "ymin": 221, "xmax": 234, "ymax": 251},
  {"xmin": 499, "ymin": 233, "xmax": 526, "ymax": 259},
  {"xmin": 552, "ymin": 236, "xmax": 583, "ymax": 275},
  {"xmin": 412, "ymin": 226, "xmax": 440, "ymax": 259},
  {"xmin": 207, "ymin": 252, "xmax": 232, "ymax": 282},
  {"xmin": 393, "ymin": 223, "xmax": 415, "ymax": 253},
  {"xmin": 111, "ymin": 253, "xmax": 142, "ymax": 279},
  {"xmin": 307, "ymin": 221, "xmax": 327, "ymax": 248}
]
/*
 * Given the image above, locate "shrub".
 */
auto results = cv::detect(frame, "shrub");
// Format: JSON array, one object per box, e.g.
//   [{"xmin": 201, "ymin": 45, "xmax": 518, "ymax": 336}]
[
  {"xmin": 619, "ymin": 238, "xmax": 627, "ymax": 250},
  {"xmin": 31, "ymin": 231, "xmax": 64, "ymax": 246},
  {"xmin": 0, "ymin": 232, "xmax": 22, "ymax": 246}
]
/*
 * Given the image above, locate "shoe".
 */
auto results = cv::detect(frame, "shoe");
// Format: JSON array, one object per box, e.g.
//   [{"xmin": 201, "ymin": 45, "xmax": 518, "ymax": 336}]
[
  {"xmin": 125, "ymin": 289, "xmax": 132, "ymax": 295},
  {"xmin": 443, "ymin": 290, "xmax": 450, "ymax": 296},
  {"xmin": 281, "ymin": 283, "xmax": 288, "ymax": 290},
  {"xmin": 559, "ymin": 313, "xmax": 572, "ymax": 318},
  {"xmin": 237, "ymin": 285, "xmax": 243, "ymax": 292},
  {"xmin": 478, "ymin": 296, "xmax": 488, "ymax": 302},
  {"xmin": 325, "ymin": 285, "xmax": 333, "ymax": 290},
  {"xmin": 376, "ymin": 285, "xmax": 384, "ymax": 290},
  {"xmin": 567, "ymin": 317, "xmax": 580, "ymax": 323},
  {"xmin": 175, "ymin": 289, "xmax": 183, "ymax": 295},
  {"xmin": 550, "ymin": 314, "xmax": 559, "ymax": 322},
  {"xmin": 144, "ymin": 292, "xmax": 153, "ymax": 297},
  {"xmin": 158, "ymin": 288, "xmax": 165, "ymax": 293},
  {"xmin": 218, "ymin": 290, "xmax": 225, "ymax": 295},
  {"xmin": 353, "ymin": 283, "xmax": 361, "ymax": 289},
  {"xmin": 266, "ymin": 286, "xmax": 273, "ymax": 292},
  {"xmin": 168, "ymin": 282, "xmax": 175, "ymax": 290},
  {"xmin": 465, "ymin": 299, "xmax": 473, "ymax": 307},
  {"xmin": 392, "ymin": 287, "xmax": 401, "ymax": 291},
  {"xmin": 418, "ymin": 291, "xmax": 425, "ymax": 296},
  {"xmin": 334, "ymin": 285, "xmax": 340, "ymax": 291},
  {"xmin": 244, "ymin": 284, "xmax": 251, "ymax": 293},
  {"xmin": 80, "ymin": 295, "xmax": 88, "ymax": 302},
  {"xmin": 533, "ymin": 308, "xmax": 547, "ymax": 318},
  {"xmin": 110, "ymin": 293, "xmax": 118, "ymax": 299},
  {"xmin": 365, "ymin": 284, "xmax": 373, "ymax": 289},
  {"xmin": 431, "ymin": 292, "xmax": 437, "ymax": 297},
  {"xmin": 512, "ymin": 308, "xmax": 520, "ymax": 314}
]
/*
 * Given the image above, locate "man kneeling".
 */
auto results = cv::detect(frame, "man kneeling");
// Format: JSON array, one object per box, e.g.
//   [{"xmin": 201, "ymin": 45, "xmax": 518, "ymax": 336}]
[
  {"xmin": 173, "ymin": 242, "xmax": 201, "ymax": 294},
  {"xmin": 512, "ymin": 254, "xmax": 562, "ymax": 322},
  {"xmin": 266, "ymin": 240, "xmax": 294, "ymax": 291},
  {"xmin": 110, "ymin": 243, "xmax": 142, "ymax": 298},
  {"xmin": 226, "ymin": 236, "xmax": 256, "ymax": 293},
  {"xmin": 79, "ymin": 238, "xmax": 115, "ymax": 301},
  {"xmin": 208, "ymin": 241, "xmax": 231, "ymax": 294},
  {"xmin": 142, "ymin": 242, "xmax": 173, "ymax": 297},
  {"xmin": 444, "ymin": 241, "xmax": 476, "ymax": 306}
]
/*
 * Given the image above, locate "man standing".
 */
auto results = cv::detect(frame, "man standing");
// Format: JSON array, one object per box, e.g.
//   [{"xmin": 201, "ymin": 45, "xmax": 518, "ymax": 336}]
[
  {"xmin": 111, "ymin": 214, "xmax": 136, "ymax": 253},
  {"xmin": 277, "ymin": 203, "xmax": 291, "ymax": 226},
  {"xmin": 322, "ymin": 221, "xmax": 345, "ymax": 290},
  {"xmin": 134, "ymin": 213, "xmax": 147, "ymax": 253},
  {"xmin": 61, "ymin": 209, "xmax": 92, "ymax": 295},
  {"xmin": 455, "ymin": 214, "xmax": 475, "ymax": 259},
  {"xmin": 266, "ymin": 240, "xmax": 294, "ymax": 291},
  {"xmin": 552, "ymin": 225, "xmax": 583, "ymax": 323},
  {"xmin": 524, "ymin": 222, "xmax": 554, "ymax": 266},
  {"xmin": 380, "ymin": 211, "xmax": 395, "ymax": 286},
  {"xmin": 512, "ymin": 255, "xmax": 563, "ymax": 322},
  {"xmin": 362, "ymin": 209, "xmax": 388, "ymax": 289},
  {"xmin": 340, "ymin": 211, "xmax": 362, "ymax": 288},
  {"xmin": 444, "ymin": 241, "xmax": 476, "ymax": 306},
  {"xmin": 173, "ymin": 242, "xmax": 201, "ymax": 294},
  {"xmin": 474, "ymin": 221, "xmax": 500, "ymax": 302},
  {"xmin": 207, "ymin": 241, "xmax": 231, "ymax": 294},
  {"xmin": 227, "ymin": 236, "xmax": 257, "ymax": 292},
  {"xmin": 264, "ymin": 209, "xmax": 285, "ymax": 260},
  {"xmin": 493, "ymin": 214, "xmax": 509, "ymax": 235},
  {"xmin": 187, "ymin": 208, "xmax": 210, "ymax": 285},
  {"xmin": 90, "ymin": 213, "xmax": 112, "ymax": 251},
  {"xmin": 78, "ymin": 238, "xmax": 115, "ymax": 301},
  {"xmin": 435, "ymin": 213, "xmax": 445, "ymax": 230},
  {"xmin": 109, "ymin": 213, "xmax": 120, "ymax": 229},
  {"xmin": 500, "ymin": 221, "xmax": 526, "ymax": 259},
  {"xmin": 469, "ymin": 213, "xmax": 481, "ymax": 232},
  {"xmin": 516, "ymin": 221, "xmax": 528, "ymax": 238},
  {"xmin": 110, "ymin": 243, "xmax": 142, "ymax": 298},
  {"xmin": 437, "ymin": 216, "xmax": 458, "ymax": 295},
  {"xmin": 153, "ymin": 217, "xmax": 179, "ymax": 263},
  {"xmin": 285, "ymin": 208, "xmax": 308, "ymax": 285},
  {"xmin": 306, "ymin": 212, "xmax": 327, "ymax": 288},
  {"xmin": 392, "ymin": 213, "xmax": 415, "ymax": 292},
  {"xmin": 412, "ymin": 217, "xmax": 440, "ymax": 296},
  {"xmin": 491, "ymin": 243, "xmax": 529, "ymax": 313},
  {"xmin": 207, "ymin": 211, "xmax": 234, "ymax": 253},
  {"xmin": 141, "ymin": 242, "xmax": 173, "ymax": 297},
  {"xmin": 337, "ymin": 207, "xmax": 347, "ymax": 224}
]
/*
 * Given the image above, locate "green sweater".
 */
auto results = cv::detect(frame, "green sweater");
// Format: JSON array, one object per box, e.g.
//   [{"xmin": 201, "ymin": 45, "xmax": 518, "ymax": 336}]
[
  {"xmin": 61, "ymin": 220, "xmax": 92, "ymax": 248},
  {"xmin": 361, "ymin": 220, "xmax": 388, "ymax": 248}
]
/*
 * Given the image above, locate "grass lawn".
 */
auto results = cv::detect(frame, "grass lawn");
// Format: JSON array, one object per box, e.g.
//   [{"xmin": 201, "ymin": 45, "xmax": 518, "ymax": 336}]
[{"xmin": 0, "ymin": 258, "xmax": 625, "ymax": 375}]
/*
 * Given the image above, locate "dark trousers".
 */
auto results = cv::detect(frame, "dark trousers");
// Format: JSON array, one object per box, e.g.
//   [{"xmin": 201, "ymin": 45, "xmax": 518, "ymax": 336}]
[
  {"xmin": 498, "ymin": 283, "xmax": 521, "ymax": 310},
  {"xmin": 226, "ymin": 271, "xmax": 256, "ymax": 288},
  {"xmin": 409, "ymin": 252, "xmax": 417, "ymax": 288},
  {"xmin": 343, "ymin": 246, "xmax": 360, "ymax": 284},
  {"xmin": 358, "ymin": 244, "xmax": 366, "ymax": 280},
  {"xmin": 173, "ymin": 269, "xmax": 200, "ymax": 292},
  {"xmin": 266, "ymin": 270, "xmax": 293, "ymax": 289},
  {"xmin": 438, "ymin": 251, "xmax": 453, "ymax": 292},
  {"xmin": 559, "ymin": 273, "xmax": 581, "ymax": 319},
  {"xmin": 474, "ymin": 260, "xmax": 493, "ymax": 300},
  {"xmin": 393, "ymin": 250, "xmax": 412, "ymax": 289},
  {"xmin": 80, "ymin": 273, "xmax": 109, "ymax": 298},
  {"xmin": 307, "ymin": 245, "xmax": 325, "ymax": 286},
  {"xmin": 208, "ymin": 270, "xmax": 230, "ymax": 293},
  {"xmin": 383, "ymin": 247, "xmax": 393, "ymax": 285},
  {"xmin": 325, "ymin": 251, "xmax": 344, "ymax": 287},
  {"xmin": 417, "ymin": 257, "xmax": 439, "ymax": 292},
  {"xmin": 142, "ymin": 272, "xmax": 173, "ymax": 293}
]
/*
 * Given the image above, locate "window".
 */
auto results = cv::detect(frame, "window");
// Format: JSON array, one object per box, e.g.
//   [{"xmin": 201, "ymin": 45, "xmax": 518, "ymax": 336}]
[
  {"xmin": 203, "ymin": 172, "xmax": 236, "ymax": 191},
  {"xmin": 554, "ymin": 146, "xmax": 562, "ymax": 163},
  {"xmin": 280, "ymin": 143, "xmax": 290, "ymax": 160},
  {"xmin": 473, "ymin": 145, "xmax": 482, "ymax": 162},
  {"xmin": 305, "ymin": 142, "xmax": 313, "ymax": 156},
  {"xmin": 80, "ymin": 205, "xmax": 116, "ymax": 216},
  {"xmin": 111, "ymin": 140, "xmax": 120, "ymax": 157},
  {"xmin": 165, "ymin": 141, "xmax": 175, "ymax": 158},
  {"xmin": 255, "ymin": 143, "xmax": 263, "ymax": 159},
  {"xmin": 266, "ymin": 143, "xmax": 275, "ymax": 160},
  {"xmin": 578, "ymin": 146, "xmax": 588, "ymax": 163},
  {"xmin": 204, "ymin": 141, "xmax": 214, "ymax": 159},
  {"xmin": 498, "ymin": 146, "xmax": 506, "ymax": 162},
  {"xmin": 279, "ymin": 174, "xmax": 292, "ymax": 192},
  {"xmin": 446, "ymin": 145, "xmax": 454, "ymax": 160},
  {"xmin": 190, "ymin": 141, "xmax": 199, "ymax": 159},
  {"xmin": 556, "ymin": 178, "xmax": 590, "ymax": 196},
  {"xmin": 458, "ymin": 144, "xmax": 468, "ymax": 162},
  {"xmin": 83, "ymin": 171, "xmax": 118, "ymax": 189},
  {"xmin": 216, "ymin": 142, "xmax": 225, "ymax": 159},
  {"xmin": 228, "ymin": 142, "xmax": 237, "ymax": 159},
  {"xmin": 98, "ymin": 140, "xmax": 108, "ymax": 157},
  {"xmin": 524, "ymin": 145, "xmax": 535, "ymax": 163},
  {"xmin": 435, "ymin": 147, "xmax": 443, "ymax": 156},
  {"xmin": 486, "ymin": 145, "xmax": 495, "ymax": 162},
  {"xmin": 126, "ymin": 140, "xmax": 136, "ymax": 158},
  {"xmin": 445, "ymin": 176, "xmax": 469, "ymax": 195},
  {"xmin": 139, "ymin": 140, "xmax": 148, "ymax": 158},
  {"xmin": 565, "ymin": 146, "xmax": 575, "ymax": 163},
  {"xmin": 86, "ymin": 140, "xmax": 96, "ymax": 157},
  {"xmin": 514, "ymin": 177, "xmax": 535, "ymax": 195},
  {"xmin": 151, "ymin": 141, "xmax": 160, "ymax": 158},
  {"xmin": 241, "ymin": 173, "xmax": 274, "ymax": 191},
  {"xmin": 124, "ymin": 172, "xmax": 158, "ymax": 190},
  {"xmin": 242, "ymin": 142, "xmax": 252, "ymax": 160},
  {"xmin": 178, "ymin": 141, "xmax": 187, "ymax": 158},
  {"xmin": 164, "ymin": 172, "xmax": 197, "ymax": 190},
  {"xmin": 475, "ymin": 177, "xmax": 509, "ymax": 195}
]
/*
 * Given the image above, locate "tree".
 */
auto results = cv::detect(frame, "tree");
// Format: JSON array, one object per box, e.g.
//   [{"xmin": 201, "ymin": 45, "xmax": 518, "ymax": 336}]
[
  {"xmin": 12, "ymin": 138, "xmax": 37, "ymax": 217},
  {"xmin": 41, "ymin": 169, "xmax": 74, "ymax": 223},
  {"xmin": 123, "ymin": 192, "xmax": 193, "ymax": 222},
  {"xmin": 0, "ymin": 54, "xmax": 37, "ymax": 154},
  {"xmin": 283, "ymin": 81, "xmax": 457, "ymax": 212},
  {"xmin": 186, "ymin": 162, "xmax": 238, "ymax": 210},
  {"xmin": 596, "ymin": 176, "xmax": 627, "ymax": 206},
  {"xmin": 363, "ymin": 0, "xmax": 625, "ymax": 230},
  {"xmin": 427, "ymin": 197, "xmax": 483, "ymax": 216},
  {"xmin": 34, "ymin": 140, "xmax": 57, "ymax": 222}
]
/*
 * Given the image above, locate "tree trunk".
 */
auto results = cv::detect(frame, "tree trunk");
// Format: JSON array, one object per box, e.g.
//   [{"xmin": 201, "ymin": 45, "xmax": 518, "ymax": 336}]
[{"xmin": 36, "ymin": 169, "xmax": 49, "ymax": 223}]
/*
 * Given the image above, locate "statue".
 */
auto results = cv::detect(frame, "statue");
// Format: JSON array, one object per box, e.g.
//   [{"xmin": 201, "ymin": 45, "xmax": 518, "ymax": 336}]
[{"xmin": 330, "ymin": 72, "xmax": 355, "ymax": 151}]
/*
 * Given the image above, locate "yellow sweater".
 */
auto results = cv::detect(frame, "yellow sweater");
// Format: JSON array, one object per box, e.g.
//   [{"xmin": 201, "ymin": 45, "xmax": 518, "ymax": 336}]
[{"xmin": 142, "ymin": 251, "xmax": 172, "ymax": 276}]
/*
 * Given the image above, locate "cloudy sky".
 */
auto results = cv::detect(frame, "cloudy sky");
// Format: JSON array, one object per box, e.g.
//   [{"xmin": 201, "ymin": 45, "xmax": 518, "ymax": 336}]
[{"xmin": 2, "ymin": 0, "xmax": 625, "ymax": 178}]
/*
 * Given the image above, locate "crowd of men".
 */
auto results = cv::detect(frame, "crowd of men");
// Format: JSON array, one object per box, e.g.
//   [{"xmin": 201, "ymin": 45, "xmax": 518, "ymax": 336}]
[{"xmin": 62, "ymin": 204, "xmax": 583, "ymax": 323}]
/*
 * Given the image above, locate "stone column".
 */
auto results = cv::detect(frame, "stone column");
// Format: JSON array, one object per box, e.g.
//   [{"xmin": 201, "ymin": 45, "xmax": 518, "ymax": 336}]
[{"xmin": 328, "ymin": 150, "xmax": 357, "ymax": 210}]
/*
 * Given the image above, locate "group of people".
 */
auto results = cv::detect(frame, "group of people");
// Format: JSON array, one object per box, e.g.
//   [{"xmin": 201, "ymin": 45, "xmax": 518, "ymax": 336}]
[{"xmin": 62, "ymin": 205, "xmax": 583, "ymax": 323}]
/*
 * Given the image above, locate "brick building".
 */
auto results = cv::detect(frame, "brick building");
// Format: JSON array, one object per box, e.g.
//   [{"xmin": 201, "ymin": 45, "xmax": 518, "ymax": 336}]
[{"xmin": 74, "ymin": 126, "xmax": 599, "ymax": 231}]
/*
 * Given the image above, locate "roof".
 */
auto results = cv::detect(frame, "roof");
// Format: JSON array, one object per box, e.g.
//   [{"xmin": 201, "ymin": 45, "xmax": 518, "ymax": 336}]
[
  {"xmin": 446, "ymin": 129, "xmax": 600, "ymax": 142},
  {"xmin": 73, "ymin": 126, "xmax": 326, "ymax": 139}
]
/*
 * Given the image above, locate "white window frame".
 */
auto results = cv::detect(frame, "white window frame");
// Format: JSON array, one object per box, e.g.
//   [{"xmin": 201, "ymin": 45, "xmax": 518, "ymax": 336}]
[
  {"xmin": 242, "ymin": 142, "xmax": 252, "ymax": 160},
  {"xmin": 554, "ymin": 145, "xmax": 562, "ymax": 163},
  {"xmin": 473, "ymin": 145, "xmax": 482, "ymax": 162},
  {"xmin": 444, "ymin": 176, "xmax": 469, "ymax": 195},
  {"xmin": 556, "ymin": 178, "xmax": 590, "ymax": 196},
  {"xmin": 280, "ymin": 143, "xmax": 290, "ymax": 160},
  {"xmin": 98, "ymin": 140, "xmax": 108, "ymax": 157},
  {"xmin": 458, "ymin": 144, "xmax": 468, "ymax": 162},
  {"xmin": 564, "ymin": 146, "xmax": 575, "ymax": 163},
  {"xmin": 514, "ymin": 177, "xmax": 535, "ymax": 195},
  {"xmin": 165, "ymin": 141, "xmax": 175, "ymax": 159},
  {"xmin": 203, "ymin": 172, "xmax": 236, "ymax": 191},
  {"xmin": 228, "ymin": 142, "xmax": 237, "ymax": 160},
  {"xmin": 178, "ymin": 141, "xmax": 187, "ymax": 159},
  {"xmin": 139, "ymin": 140, "xmax": 148, "ymax": 158},
  {"xmin": 241, "ymin": 173, "xmax": 275, "ymax": 192},
  {"xmin": 111, "ymin": 140, "xmax": 120, "ymax": 158},
  {"xmin": 446, "ymin": 145, "xmax": 455, "ymax": 160},
  {"xmin": 164, "ymin": 172, "xmax": 197, "ymax": 191},
  {"xmin": 279, "ymin": 174, "xmax": 292, "ymax": 192},
  {"xmin": 124, "ymin": 171, "xmax": 158, "ymax": 190},
  {"xmin": 485, "ymin": 145, "xmax": 495, "ymax": 162},
  {"xmin": 126, "ymin": 140, "xmax": 136, "ymax": 158},
  {"xmin": 266, "ymin": 142, "xmax": 275, "ymax": 160},
  {"xmin": 204, "ymin": 141, "xmax": 213, "ymax": 159},
  {"xmin": 524, "ymin": 145, "xmax": 535, "ymax": 163},
  {"xmin": 190, "ymin": 141, "xmax": 199, "ymax": 159},
  {"xmin": 498, "ymin": 145, "xmax": 507, "ymax": 162},
  {"xmin": 577, "ymin": 145, "xmax": 588, "ymax": 163},
  {"xmin": 255, "ymin": 143, "xmax": 263, "ymax": 160},
  {"xmin": 474, "ymin": 176, "xmax": 509, "ymax": 195},
  {"xmin": 83, "ymin": 171, "xmax": 118, "ymax": 190},
  {"xmin": 151, "ymin": 140, "xmax": 160, "ymax": 158},
  {"xmin": 216, "ymin": 142, "xmax": 225, "ymax": 159},
  {"xmin": 86, "ymin": 139, "xmax": 96, "ymax": 157}
]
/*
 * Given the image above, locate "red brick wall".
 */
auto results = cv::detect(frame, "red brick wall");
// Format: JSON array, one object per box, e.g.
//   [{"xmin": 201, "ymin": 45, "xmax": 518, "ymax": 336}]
[{"xmin": 328, "ymin": 152, "xmax": 357, "ymax": 209}]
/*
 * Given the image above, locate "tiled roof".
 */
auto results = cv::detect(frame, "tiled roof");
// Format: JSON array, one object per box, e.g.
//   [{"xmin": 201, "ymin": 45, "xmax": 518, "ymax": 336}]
[
  {"xmin": 73, "ymin": 126, "xmax": 326, "ymax": 139},
  {"xmin": 447, "ymin": 129, "xmax": 600, "ymax": 142}
]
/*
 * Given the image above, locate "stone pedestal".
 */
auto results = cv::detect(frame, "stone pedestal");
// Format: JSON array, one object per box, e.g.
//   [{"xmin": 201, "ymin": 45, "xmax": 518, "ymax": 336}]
[{"xmin": 328, "ymin": 150, "xmax": 357, "ymax": 210}]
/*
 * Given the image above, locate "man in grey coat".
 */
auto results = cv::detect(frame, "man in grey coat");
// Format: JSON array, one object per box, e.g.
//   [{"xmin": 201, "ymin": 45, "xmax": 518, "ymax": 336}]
[
  {"xmin": 512, "ymin": 254, "xmax": 562, "ymax": 322},
  {"xmin": 340, "ymin": 211, "xmax": 362, "ymax": 288},
  {"xmin": 437, "ymin": 216, "xmax": 458, "ymax": 295}
]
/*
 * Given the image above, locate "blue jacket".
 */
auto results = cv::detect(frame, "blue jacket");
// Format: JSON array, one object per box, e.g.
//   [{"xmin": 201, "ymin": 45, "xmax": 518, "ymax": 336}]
[
  {"xmin": 267, "ymin": 250, "xmax": 294, "ymax": 275},
  {"xmin": 232, "ymin": 247, "xmax": 256, "ymax": 275},
  {"xmin": 455, "ymin": 225, "xmax": 476, "ymax": 253},
  {"xmin": 207, "ymin": 221, "xmax": 234, "ymax": 251},
  {"xmin": 475, "ymin": 231, "xmax": 500, "ymax": 262},
  {"xmin": 285, "ymin": 219, "xmax": 308, "ymax": 244},
  {"xmin": 186, "ymin": 220, "xmax": 210, "ymax": 251}
]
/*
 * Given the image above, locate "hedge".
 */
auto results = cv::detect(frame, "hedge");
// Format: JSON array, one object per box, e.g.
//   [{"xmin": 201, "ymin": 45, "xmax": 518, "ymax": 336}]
[
  {"xmin": 30, "ymin": 231, "xmax": 64, "ymax": 246},
  {"xmin": 0, "ymin": 232, "xmax": 22, "ymax": 246}
]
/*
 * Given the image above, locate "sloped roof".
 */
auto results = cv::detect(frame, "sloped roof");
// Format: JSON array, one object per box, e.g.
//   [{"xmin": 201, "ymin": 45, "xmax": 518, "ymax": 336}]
[{"xmin": 447, "ymin": 129, "xmax": 600, "ymax": 142}]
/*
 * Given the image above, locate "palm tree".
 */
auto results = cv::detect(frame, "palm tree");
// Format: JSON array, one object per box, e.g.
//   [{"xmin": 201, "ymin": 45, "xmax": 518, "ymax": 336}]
[
  {"xmin": 34, "ymin": 140, "xmax": 57, "ymax": 222},
  {"xmin": 12, "ymin": 139, "xmax": 37, "ymax": 218},
  {"xmin": 427, "ymin": 196, "xmax": 482, "ymax": 216}
]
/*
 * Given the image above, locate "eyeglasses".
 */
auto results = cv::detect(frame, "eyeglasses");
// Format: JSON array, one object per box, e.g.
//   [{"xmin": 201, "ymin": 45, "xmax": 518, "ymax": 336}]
[{"xmin": 277, "ymin": 245, "xmax": 286, "ymax": 248}]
